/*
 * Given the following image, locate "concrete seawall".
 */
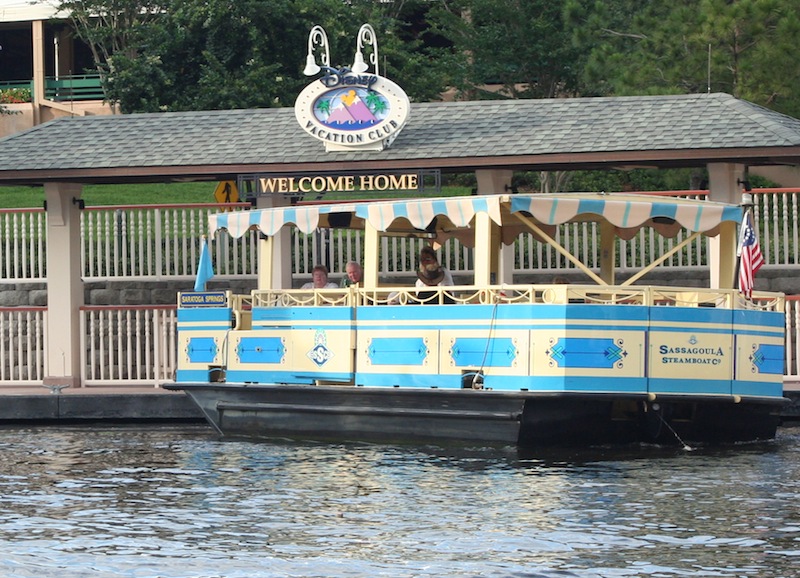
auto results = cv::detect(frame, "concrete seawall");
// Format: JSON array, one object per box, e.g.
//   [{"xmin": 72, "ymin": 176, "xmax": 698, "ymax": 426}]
[{"xmin": 0, "ymin": 386, "xmax": 205, "ymax": 423}]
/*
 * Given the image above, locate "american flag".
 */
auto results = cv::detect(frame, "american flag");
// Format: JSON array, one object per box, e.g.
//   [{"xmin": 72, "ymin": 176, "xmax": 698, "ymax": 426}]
[{"xmin": 738, "ymin": 209, "xmax": 764, "ymax": 298}]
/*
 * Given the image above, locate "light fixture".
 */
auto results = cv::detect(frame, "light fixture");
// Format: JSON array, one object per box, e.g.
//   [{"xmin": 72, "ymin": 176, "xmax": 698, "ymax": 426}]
[
  {"xmin": 351, "ymin": 24, "xmax": 378, "ymax": 75},
  {"xmin": 303, "ymin": 25, "xmax": 330, "ymax": 76}
]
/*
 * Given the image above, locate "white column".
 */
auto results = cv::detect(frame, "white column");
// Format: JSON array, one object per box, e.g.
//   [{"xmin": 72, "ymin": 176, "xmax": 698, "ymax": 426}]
[
  {"xmin": 707, "ymin": 163, "xmax": 746, "ymax": 288},
  {"xmin": 475, "ymin": 169, "xmax": 514, "ymax": 284},
  {"xmin": 363, "ymin": 222, "xmax": 379, "ymax": 290},
  {"xmin": 32, "ymin": 20, "xmax": 45, "ymax": 124},
  {"xmin": 44, "ymin": 182, "xmax": 83, "ymax": 388},
  {"xmin": 256, "ymin": 195, "xmax": 292, "ymax": 289}
]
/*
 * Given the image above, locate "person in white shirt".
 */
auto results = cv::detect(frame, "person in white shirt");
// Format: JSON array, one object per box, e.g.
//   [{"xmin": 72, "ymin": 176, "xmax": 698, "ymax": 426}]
[
  {"xmin": 415, "ymin": 246, "xmax": 454, "ymax": 288},
  {"xmin": 301, "ymin": 264, "xmax": 338, "ymax": 289}
]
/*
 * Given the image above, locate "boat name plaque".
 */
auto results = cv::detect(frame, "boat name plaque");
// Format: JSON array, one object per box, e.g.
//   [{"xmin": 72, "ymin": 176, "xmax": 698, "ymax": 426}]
[{"xmin": 180, "ymin": 292, "xmax": 227, "ymax": 308}]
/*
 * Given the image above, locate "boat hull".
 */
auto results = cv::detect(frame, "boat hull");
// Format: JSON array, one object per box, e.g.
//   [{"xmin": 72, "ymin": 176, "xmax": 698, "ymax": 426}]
[{"xmin": 166, "ymin": 382, "xmax": 785, "ymax": 448}]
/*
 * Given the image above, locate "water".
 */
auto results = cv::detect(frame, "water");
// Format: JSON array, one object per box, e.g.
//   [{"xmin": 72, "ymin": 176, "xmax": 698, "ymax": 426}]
[{"xmin": 0, "ymin": 424, "xmax": 798, "ymax": 578}]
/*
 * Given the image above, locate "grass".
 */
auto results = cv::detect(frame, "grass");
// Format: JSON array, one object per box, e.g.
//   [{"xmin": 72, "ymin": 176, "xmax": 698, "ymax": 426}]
[
  {"xmin": 0, "ymin": 182, "xmax": 221, "ymax": 209},
  {"xmin": 0, "ymin": 182, "xmax": 477, "ymax": 209}
]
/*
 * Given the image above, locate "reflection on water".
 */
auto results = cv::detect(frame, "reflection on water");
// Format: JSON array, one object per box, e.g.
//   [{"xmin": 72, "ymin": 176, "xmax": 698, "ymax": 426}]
[{"xmin": 0, "ymin": 424, "xmax": 799, "ymax": 577}]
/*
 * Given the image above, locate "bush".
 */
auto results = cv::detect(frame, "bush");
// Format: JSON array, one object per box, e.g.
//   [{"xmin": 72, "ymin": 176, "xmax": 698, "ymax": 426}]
[{"xmin": 0, "ymin": 88, "xmax": 32, "ymax": 104}]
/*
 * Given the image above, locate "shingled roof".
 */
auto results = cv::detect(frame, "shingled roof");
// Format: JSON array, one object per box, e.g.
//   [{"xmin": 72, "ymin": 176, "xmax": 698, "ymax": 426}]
[{"xmin": 2, "ymin": 92, "xmax": 800, "ymax": 185}]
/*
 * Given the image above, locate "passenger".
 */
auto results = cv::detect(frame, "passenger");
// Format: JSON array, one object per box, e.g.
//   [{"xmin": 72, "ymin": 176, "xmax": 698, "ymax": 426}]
[
  {"xmin": 301, "ymin": 264, "xmax": 338, "ymax": 289},
  {"xmin": 416, "ymin": 246, "xmax": 454, "ymax": 288},
  {"xmin": 340, "ymin": 261, "xmax": 363, "ymax": 287},
  {"xmin": 415, "ymin": 246, "xmax": 454, "ymax": 304}
]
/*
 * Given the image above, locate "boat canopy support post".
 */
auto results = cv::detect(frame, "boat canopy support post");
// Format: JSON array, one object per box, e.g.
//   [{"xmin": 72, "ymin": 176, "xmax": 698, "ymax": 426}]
[
  {"xmin": 715, "ymin": 220, "xmax": 738, "ymax": 289},
  {"xmin": 707, "ymin": 163, "xmax": 746, "ymax": 289},
  {"xmin": 599, "ymin": 221, "xmax": 616, "ymax": 285},
  {"xmin": 474, "ymin": 210, "xmax": 501, "ymax": 285},
  {"xmin": 514, "ymin": 212, "xmax": 606, "ymax": 285},
  {"xmin": 258, "ymin": 235, "xmax": 274, "ymax": 290},
  {"xmin": 621, "ymin": 230, "xmax": 704, "ymax": 286},
  {"xmin": 363, "ymin": 220, "xmax": 380, "ymax": 290},
  {"xmin": 256, "ymin": 194, "xmax": 292, "ymax": 289},
  {"xmin": 475, "ymin": 169, "xmax": 515, "ymax": 285}
]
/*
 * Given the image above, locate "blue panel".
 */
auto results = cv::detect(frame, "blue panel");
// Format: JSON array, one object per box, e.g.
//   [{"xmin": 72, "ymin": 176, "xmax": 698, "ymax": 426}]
[
  {"xmin": 225, "ymin": 369, "xmax": 353, "ymax": 385},
  {"xmin": 251, "ymin": 307, "xmax": 294, "ymax": 322},
  {"xmin": 251, "ymin": 306, "xmax": 355, "ymax": 323},
  {"xmin": 186, "ymin": 337, "xmax": 217, "ymax": 363},
  {"xmin": 649, "ymin": 378, "xmax": 730, "ymax": 395},
  {"xmin": 485, "ymin": 375, "xmax": 647, "ymax": 393},
  {"xmin": 732, "ymin": 380, "xmax": 784, "ymax": 398},
  {"xmin": 733, "ymin": 309, "xmax": 785, "ymax": 330},
  {"xmin": 367, "ymin": 337, "xmax": 428, "ymax": 366},
  {"xmin": 176, "ymin": 369, "xmax": 217, "ymax": 383},
  {"xmin": 450, "ymin": 337, "xmax": 517, "ymax": 367},
  {"xmin": 749, "ymin": 343, "xmax": 784, "ymax": 375},
  {"xmin": 358, "ymin": 304, "xmax": 650, "ymax": 332},
  {"xmin": 355, "ymin": 372, "xmax": 462, "ymax": 389},
  {"xmin": 536, "ymin": 303, "xmax": 650, "ymax": 327},
  {"xmin": 236, "ymin": 337, "xmax": 286, "ymax": 364},
  {"xmin": 291, "ymin": 307, "xmax": 355, "ymax": 321},
  {"xmin": 178, "ymin": 308, "xmax": 232, "ymax": 322},
  {"xmin": 650, "ymin": 306, "xmax": 732, "ymax": 325},
  {"xmin": 547, "ymin": 337, "xmax": 627, "ymax": 369}
]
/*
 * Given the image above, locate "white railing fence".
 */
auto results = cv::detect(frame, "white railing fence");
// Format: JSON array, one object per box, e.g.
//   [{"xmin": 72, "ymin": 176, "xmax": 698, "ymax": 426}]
[
  {"xmin": 0, "ymin": 306, "xmax": 46, "ymax": 384},
  {"xmin": 2, "ymin": 190, "xmax": 800, "ymax": 284},
  {"xmin": 81, "ymin": 306, "xmax": 178, "ymax": 386}
]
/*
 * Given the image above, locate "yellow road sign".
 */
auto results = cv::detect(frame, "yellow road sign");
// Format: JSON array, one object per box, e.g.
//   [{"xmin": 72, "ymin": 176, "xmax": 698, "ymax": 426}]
[{"xmin": 214, "ymin": 181, "xmax": 239, "ymax": 204}]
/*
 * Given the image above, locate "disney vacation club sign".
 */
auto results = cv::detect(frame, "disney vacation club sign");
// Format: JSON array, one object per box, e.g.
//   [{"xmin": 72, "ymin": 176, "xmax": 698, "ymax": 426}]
[{"xmin": 294, "ymin": 24, "xmax": 410, "ymax": 152}]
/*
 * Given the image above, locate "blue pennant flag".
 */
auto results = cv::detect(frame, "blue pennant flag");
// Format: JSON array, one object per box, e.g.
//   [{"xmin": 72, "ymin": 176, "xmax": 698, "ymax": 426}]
[{"xmin": 194, "ymin": 236, "xmax": 215, "ymax": 292}]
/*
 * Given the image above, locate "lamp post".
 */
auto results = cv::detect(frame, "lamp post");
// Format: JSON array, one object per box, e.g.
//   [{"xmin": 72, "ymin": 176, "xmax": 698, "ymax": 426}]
[
  {"xmin": 303, "ymin": 25, "xmax": 330, "ymax": 76},
  {"xmin": 351, "ymin": 24, "xmax": 379, "ymax": 76}
]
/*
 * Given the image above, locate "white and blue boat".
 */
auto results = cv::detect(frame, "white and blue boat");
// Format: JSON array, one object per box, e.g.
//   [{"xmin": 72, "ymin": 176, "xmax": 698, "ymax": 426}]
[{"xmin": 166, "ymin": 192, "xmax": 787, "ymax": 447}]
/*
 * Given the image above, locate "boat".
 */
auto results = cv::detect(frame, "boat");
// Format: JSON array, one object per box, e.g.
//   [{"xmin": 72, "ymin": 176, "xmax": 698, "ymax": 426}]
[{"xmin": 165, "ymin": 192, "xmax": 788, "ymax": 447}]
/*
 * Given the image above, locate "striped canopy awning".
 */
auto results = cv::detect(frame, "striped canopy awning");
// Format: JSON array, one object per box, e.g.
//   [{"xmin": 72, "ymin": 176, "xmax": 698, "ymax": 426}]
[
  {"xmin": 208, "ymin": 193, "xmax": 742, "ymax": 241},
  {"xmin": 209, "ymin": 196, "xmax": 503, "ymax": 238},
  {"xmin": 508, "ymin": 194, "xmax": 742, "ymax": 232}
]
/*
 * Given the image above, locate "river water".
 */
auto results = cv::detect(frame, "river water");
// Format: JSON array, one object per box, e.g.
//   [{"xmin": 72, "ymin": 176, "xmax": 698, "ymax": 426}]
[{"xmin": 0, "ymin": 424, "xmax": 798, "ymax": 578}]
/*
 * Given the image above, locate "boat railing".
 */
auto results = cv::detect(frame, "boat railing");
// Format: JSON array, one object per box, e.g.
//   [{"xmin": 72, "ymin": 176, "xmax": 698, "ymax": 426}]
[
  {"xmin": 251, "ymin": 288, "xmax": 353, "ymax": 308},
  {"xmin": 243, "ymin": 285, "xmax": 784, "ymax": 310}
]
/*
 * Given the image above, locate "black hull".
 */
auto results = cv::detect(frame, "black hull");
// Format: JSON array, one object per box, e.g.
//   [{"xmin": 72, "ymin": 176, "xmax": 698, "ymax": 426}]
[{"xmin": 164, "ymin": 383, "xmax": 785, "ymax": 448}]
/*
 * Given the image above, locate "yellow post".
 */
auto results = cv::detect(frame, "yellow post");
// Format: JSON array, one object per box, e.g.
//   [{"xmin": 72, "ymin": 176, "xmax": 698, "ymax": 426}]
[
  {"xmin": 363, "ymin": 221, "xmax": 379, "ymax": 289},
  {"xmin": 599, "ymin": 221, "xmax": 616, "ymax": 285},
  {"xmin": 715, "ymin": 220, "xmax": 738, "ymax": 289}
]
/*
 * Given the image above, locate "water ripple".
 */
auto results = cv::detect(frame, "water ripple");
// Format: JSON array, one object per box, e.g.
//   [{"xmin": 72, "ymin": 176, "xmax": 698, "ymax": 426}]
[{"xmin": 0, "ymin": 425, "xmax": 798, "ymax": 577}]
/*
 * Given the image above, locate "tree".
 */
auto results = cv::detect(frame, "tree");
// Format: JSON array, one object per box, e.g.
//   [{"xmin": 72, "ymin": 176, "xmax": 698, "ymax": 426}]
[
  {"xmin": 566, "ymin": 0, "xmax": 800, "ymax": 116},
  {"xmin": 59, "ymin": 0, "xmax": 453, "ymax": 112},
  {"xmin": 427, "ymin": 0, "xmax": 582, "ymax": 100},
  {"xmin": 57, "ymin": 0, "xmax": 167, "ymax": 110}
]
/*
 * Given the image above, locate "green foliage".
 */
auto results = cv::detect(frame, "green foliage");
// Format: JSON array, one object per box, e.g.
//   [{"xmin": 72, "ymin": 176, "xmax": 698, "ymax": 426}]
[
  {"xmin": 58, "ymin": 0, "xmax": 453, "ymax": 112},
  {"xmin": 566, "ymin": 0, "xmax": 800, "ymax": 116},
  {"xmin": 0, "ymin": 88, "xmax": 32, "ymax": 104},
  {"xmin": 429, "ymin": 0, "xmax": 581, "ymax": 99},
  {"xmin": 0, "ymin": 182, "xmax": 217, "ymax": 209}
]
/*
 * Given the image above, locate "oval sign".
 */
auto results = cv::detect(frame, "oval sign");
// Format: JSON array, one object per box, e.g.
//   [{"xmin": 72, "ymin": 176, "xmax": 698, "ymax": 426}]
[{"xmin": 295, "ymin": 72, "xmax": 410, "ymax": 151}]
